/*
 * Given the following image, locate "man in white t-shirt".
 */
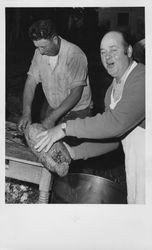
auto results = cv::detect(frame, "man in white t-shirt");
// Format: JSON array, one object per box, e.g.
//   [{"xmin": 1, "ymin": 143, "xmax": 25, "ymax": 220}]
[{"xmin": 18, "ymin": 19, "xmax": 92, "ymax": 132}]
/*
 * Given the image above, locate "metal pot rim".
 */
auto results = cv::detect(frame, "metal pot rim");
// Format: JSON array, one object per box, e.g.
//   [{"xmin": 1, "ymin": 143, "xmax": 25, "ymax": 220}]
[{"xmin": 56, "ymin": 173, "xmax": 125, "ymax": 193}]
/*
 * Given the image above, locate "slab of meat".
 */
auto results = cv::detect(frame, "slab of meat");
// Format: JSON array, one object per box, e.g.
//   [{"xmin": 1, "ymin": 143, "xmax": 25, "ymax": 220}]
[{"xmin": 24, "ymin": 123, "xmax": 71, "ymax": 177}]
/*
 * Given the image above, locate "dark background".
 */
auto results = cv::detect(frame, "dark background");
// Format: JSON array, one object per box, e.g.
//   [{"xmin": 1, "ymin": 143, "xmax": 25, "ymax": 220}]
[{"xmin": 5, "ymin": 7, "xmax": 145, "ymax": 192}]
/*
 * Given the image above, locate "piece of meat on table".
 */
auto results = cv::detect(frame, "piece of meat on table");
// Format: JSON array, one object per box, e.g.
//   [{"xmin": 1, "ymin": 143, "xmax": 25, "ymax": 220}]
[{"xmin": 24, "ymin": 123, "xmax": 71, "ymax": 177}]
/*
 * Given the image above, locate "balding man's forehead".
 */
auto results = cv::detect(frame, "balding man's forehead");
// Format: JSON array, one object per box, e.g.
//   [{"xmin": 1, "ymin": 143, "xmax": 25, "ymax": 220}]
[
  {"xmin": 100, "ymin": 32, "xmax": 124, "ymax": 47},
  {"xmin": 105, "ymin": 31, "xmax": 123, "ymax": 37},
  {"xmin": 102, "ymin": 31, "xmax": 123, "ymax": 41}
]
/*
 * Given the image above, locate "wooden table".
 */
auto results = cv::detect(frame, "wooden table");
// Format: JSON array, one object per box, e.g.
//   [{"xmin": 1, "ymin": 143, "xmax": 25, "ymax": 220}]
[{"xmin": 5, "ymin": 121, "xmax": 53, "ymax": 203}]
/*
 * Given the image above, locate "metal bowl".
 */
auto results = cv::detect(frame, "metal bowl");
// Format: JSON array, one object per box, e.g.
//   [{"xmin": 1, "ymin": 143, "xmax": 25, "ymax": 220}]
[{"xmin": 51, "ymin": 173, "xmax": 127, "ymax": 204}]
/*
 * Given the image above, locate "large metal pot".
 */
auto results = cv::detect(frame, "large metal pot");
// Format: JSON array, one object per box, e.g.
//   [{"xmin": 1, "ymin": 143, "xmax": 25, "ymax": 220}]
[{"xmin": 51, "ymin": 173, "xmax": 127, "ymax": 204}]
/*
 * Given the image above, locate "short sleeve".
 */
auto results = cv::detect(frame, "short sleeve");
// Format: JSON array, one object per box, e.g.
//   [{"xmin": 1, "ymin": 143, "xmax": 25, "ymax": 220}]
[
  {"xmin": 67, "ymin": 53, "xmax": 88, "ymax": 89},
  {"xmin": 27, "ymin": 49, "xmax": 41, "ymax": 84}
]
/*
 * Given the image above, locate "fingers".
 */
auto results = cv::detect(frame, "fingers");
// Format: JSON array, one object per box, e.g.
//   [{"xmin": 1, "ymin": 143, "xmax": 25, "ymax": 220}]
[
  {"xmin": 36, "ymin": 131, "xmax": 47, "ymax": 138},
  {"xmin": 34, "ymin": 125, "xmax": 64, "ymax": 153},
  {"xmin": 34, "ymin": 129, "xmax": 55, "ymax": 152},
  {"xmin": 34, "ymin": 135, "xmax": 50, "ymax": 152},
  {"xmin": 24, "ymin": 120, "xmax": 31, "ymax": 131},
  {"xmin": 18, "ymin": 124, "xmax": 22, "ymax": 132},
  {"xmin": 18, "ymin": 118, "xmax": 31, "ymax": 132},
  {"xmin": 35, "ymin": 137, "xmax": 54, "ymax": 153},
  {"xmin": 18, "ymin": 121, "xmax": 26, "ymax": 132},
  {"xmin": 18, "ymin": 119, "xmax": 24, "ymax": 132},
  {"xmin": 44, "ymin": 139, "xmax": 54, "ymax": 153}
]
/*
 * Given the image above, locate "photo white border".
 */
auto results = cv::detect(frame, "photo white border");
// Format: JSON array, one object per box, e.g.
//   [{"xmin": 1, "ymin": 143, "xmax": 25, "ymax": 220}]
[{"xmin": 0, "ymin": 0, "xmax": 152, "ymax": 249}]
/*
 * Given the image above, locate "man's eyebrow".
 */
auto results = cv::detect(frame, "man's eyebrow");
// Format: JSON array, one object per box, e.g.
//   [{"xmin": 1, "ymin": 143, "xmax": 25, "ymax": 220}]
[
  {"xmin": 110, "ymin": 45, "xmax": 118, "ymax": 48},
  {"xmin": 100, "ymin": 45, "xmax": 118, "ymax": 50},
  {"xmin": 37, "ymin": 45, "xmax": 46, "ymax": 48}
]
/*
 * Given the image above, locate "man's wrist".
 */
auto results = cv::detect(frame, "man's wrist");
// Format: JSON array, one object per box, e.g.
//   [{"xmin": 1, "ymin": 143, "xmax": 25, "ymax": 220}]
[
  {"xmin": 23, "ymin": 109, "xmax": 31, "ymax": 117},
  {"xmin": 22, "ymin": 112, "xmax": 31, "ymax": 118}
]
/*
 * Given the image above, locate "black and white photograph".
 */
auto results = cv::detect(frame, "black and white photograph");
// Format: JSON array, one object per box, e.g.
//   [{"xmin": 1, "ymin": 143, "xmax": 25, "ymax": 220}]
[
  {"xmin": 1, "ymin": 0, "xmax": 152, "ymax": 249},
  {"xmin": 5, "ymin": 6, "xmax": 145, "ymax": 205}
]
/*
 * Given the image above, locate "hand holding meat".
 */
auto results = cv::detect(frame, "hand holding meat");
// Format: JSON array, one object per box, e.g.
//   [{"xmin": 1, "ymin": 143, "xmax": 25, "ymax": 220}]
[
  {"xmin": 34, "ymin": 124, "xmax": 65, "ymax": 152},
  {"xmin": 24, "ymin": 123, "xmax": 71, "ymax": 177},
  {"xmin": 18, "ymin": 114, "xmax": 31, "ymax": 132}
]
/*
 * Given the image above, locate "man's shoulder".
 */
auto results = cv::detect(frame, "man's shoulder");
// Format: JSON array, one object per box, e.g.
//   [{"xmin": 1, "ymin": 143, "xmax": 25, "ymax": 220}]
[
  {"xmin": 61, "ymin": 38, "xmax": 86, "ymax": 57},
  {"xmin": 128, "ymin": 62, "xmax": 145, "ymax": 81},
  {"xmin": 125, "ymin": 63, "xmax": 145, "ymax": 91}
]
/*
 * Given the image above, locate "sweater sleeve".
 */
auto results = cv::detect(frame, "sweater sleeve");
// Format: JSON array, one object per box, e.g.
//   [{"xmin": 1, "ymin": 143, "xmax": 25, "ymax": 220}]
[
  {"xmin": 66, "ymin": 64, "xmax": 145, "ymax": 139},
  {"xmin": 72, "ymin": 141, "xmax": 119, "ymax": 160}
]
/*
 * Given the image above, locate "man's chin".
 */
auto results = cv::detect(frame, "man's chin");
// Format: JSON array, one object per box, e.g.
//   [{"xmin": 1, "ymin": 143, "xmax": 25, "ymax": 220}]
[{"xmin": 107, "ymin": 68, "xmax": 116, "ymax": 77}]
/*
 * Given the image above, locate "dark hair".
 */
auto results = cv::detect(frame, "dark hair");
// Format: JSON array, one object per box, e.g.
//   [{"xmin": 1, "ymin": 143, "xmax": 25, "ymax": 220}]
[
  {"xmin": 120, "ymin": 31, "xmax": 134, "ymax": 48},
  {"xmin": 28, "ymin": 19, "xmax": 57, "ymax": 41},
  {"xmin": 118, "ymin": 30, "xmax": 135, "ymax": 49}
]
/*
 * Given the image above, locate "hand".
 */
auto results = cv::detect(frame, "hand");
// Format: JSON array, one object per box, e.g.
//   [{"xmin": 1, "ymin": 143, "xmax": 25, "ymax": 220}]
[
  {"xmin": 18, "ymin": 114, "xmax": 31, "ymax": 133},
  {"xmin": 63, "ymin": 142, "xmax": 75, "ymax": 160},
  {"xmin": 34, "ymin": 124, "xmax": 66, "ymax": 153}
]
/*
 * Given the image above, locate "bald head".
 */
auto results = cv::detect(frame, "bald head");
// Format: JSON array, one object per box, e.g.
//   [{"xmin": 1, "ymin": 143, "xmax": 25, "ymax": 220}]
[{"xmin": 101, "ymin": 31, "xmax": 129, "ymax": 51}]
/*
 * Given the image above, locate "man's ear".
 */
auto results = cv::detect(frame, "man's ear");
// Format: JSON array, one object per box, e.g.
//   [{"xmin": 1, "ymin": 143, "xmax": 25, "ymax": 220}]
[{"xmin": 127, "ymin": 45, "xmax": 133, "ymax": 58}]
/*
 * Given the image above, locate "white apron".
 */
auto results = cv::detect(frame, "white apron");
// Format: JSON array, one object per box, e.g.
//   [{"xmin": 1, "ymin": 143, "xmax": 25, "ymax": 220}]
[
  {"xmin": 122, "ymin": 127, "xmax": 145, "ymax": 204},
  {"xmin": 110, "ymin": 61, "xmax": 145, "ymax": 204}
]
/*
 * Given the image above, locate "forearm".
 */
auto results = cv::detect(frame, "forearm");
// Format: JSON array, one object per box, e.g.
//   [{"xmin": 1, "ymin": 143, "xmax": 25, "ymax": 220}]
[
  {"xmin": 22, "ymin": 76, "xmax": 37, "ymax": 116},
  {"xmin": 72, "ymin": 141, "xmax": 119, "ymax": 160},
  {"xmin": 66, "ymin": 112, "xmax": 123, "ymax": 139},
  {"xmin": 66, "ymin": 75, "xmax": 145, "ymax": 140},
  {"xmin": 47, "ymin": 86, "xmax": 83, "ymax": 122}
]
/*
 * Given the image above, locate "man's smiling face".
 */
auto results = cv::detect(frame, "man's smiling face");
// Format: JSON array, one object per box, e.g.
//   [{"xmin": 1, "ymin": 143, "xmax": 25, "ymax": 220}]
[{"xmin": 100, "ymin": 32, "xmax": 132, "ymax": 81}]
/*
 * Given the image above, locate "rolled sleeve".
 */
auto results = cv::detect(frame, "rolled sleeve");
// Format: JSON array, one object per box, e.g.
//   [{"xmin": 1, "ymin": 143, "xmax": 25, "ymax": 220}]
[
  {"xmin": 67, "ymin": 53, "xmax": 88, "ymax": 89},
  {"xmin": 27, "ymin": 49, "xmax": 41, "ymax": 84}
]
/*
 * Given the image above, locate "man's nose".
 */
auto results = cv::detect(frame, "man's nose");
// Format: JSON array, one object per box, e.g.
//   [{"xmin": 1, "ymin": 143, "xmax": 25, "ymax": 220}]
[{"xmin": 105, "ymin": 52, "xmax": 112, "ymax": 59}]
